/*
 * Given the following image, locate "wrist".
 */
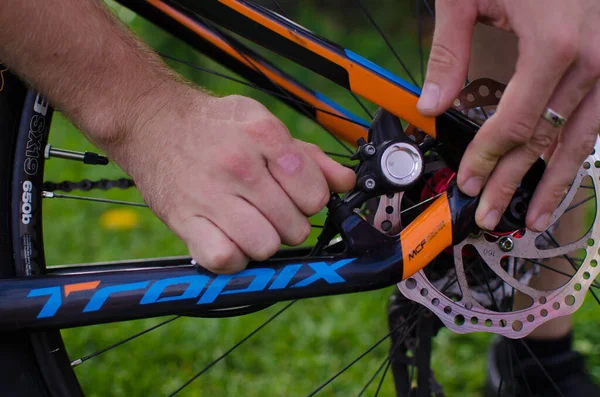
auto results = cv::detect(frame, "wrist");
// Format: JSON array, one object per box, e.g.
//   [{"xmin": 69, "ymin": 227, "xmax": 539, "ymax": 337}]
[
  {"xmin": 82, "ymin": 77, "xmax": 211, "ymax": 178},
  {"xmin": 79, "ymin": 76, "xmax": 181, "ymax": 145}
]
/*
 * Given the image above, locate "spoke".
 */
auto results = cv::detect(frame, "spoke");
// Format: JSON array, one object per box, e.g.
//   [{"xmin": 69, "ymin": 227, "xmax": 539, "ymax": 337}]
[
  {"xmin": 192, "ymin": 21, "xmax": 358, "ymax": 155},
  {"xmin": 384, "ymin": 301, "xmax": 422, "ymax": 397},
  {"xmin": 471, "ymin": 258, "xmax": 502, "ymax": 311},
  {"xmin": 159, "ymin": 52, "xmax": 368, "ymax": 133},
  {"xmin": 564, "ymin": 194, "xmax": 595, "ymax": 214},
  {"xmin": 306, "ymin": 308, "xmax": 423, "ymax": 397},
  {"xmin": 266, "ymin": 1, "xmax": 374, "ymax": 121},
  {"xmin": 355, "ymin": 0, "xmax": 420, "ymax": 88},
  {"xmin": 270, "ymin": 0, "xmax": 290, "ymax": 18},
  {"xmin": 42, "ymin": 192, "xmax": 147, "ymax": 208},
  {"xmin": 544, "ymin": 231, "xmax": 600, "ymax": 305},
  {"xmin": 507, "ymin": 340, "xmax": 534, "ymax": 397},
  {"xmin": 423, "ymin": 0, "xmax": 435, "ymax": 18},
  {"xmin": 168, "ymin": 300, "xmax": 296, "ymax": 397},
  {"xmin": 523, "ymin": 259, "xmax": 575, "ymax": 280},
  {"xmin": 400, "ymin": 193, "xmax": 443, "ymax": 216},
  {"xmin": 308, "ymin": 276, "xmax": 459, "ymax": 397},
  {"xmin": 70, "ymin": 316, "xmax": 179, "ymax": 367},
  {"xmin": 349, "ymin": 92, "xmax": 374, "ymax": 120},
  {"xmin": 355, "ymin": 356, "xmax": 390, "ymax": 397},
  {"xmin": 324, "ymin": 151, "xmax": 354, "ymax": 159},
  {"xmin": 373, "ymin": 359, "xmax": 393, "ymax": 397},
  {"xmin": 399, "ymin": 305, "xmax": 421, "ymax": 396},
  {"xmin": 523, "ymin": 258, "xmax": 600, "ymax": 290},
  {"xmin": 518, "ymin": 339, "xmax": 566, "ymax": 397},
  {"xmin": 311, "ymin": 224, "xmax": 324, "ymax": 229},
  {"xmin": 416, "ymin": 0, "xmax": 425, "ymax": 85},
  {"xmin": 480, "ymin": 106, "xmax": 490, "ymax": 120}
]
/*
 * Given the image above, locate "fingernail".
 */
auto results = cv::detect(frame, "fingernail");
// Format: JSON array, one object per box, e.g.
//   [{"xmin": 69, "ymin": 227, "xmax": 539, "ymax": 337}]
[
  {"xmin": 417, "ymin": 82, "xmax": 440, "ymax": 112},
  {"xmin": 480, "ymin": 210, "xmax": 501, "ymax": 231},
  {"xmin": 532, "ymin": 212, "xmax": 551, "ymax": 232},
  {"xmin": 461, "ymin": 177, "xmax": 483, "ymax": 197}
]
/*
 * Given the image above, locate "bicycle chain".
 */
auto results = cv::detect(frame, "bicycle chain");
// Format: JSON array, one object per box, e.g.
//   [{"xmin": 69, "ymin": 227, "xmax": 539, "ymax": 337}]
[{"xmin": 42, "ymin": 178, "xmax": 135, "ymax": 193}]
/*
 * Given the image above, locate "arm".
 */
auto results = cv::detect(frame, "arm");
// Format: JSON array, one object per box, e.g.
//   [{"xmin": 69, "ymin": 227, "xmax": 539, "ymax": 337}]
[
  {"xmin": 0, "ymin": 0, "xmax": 176, "ymax": 146},
  {"xmin": 0, "ymin": 0, "xmax": 355, "ymax": 273}
]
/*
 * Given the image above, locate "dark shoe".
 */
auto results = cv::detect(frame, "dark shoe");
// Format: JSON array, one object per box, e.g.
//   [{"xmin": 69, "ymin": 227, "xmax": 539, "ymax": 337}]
[{"xmin": 484, "ymin": 337, "xmax": 600, "ymax": 397}]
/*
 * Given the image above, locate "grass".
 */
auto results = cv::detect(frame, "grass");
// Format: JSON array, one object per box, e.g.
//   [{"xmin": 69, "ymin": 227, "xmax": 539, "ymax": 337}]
[{"xmin": 40, "ymin": 2, "xmax": 600, "ymax": 396}]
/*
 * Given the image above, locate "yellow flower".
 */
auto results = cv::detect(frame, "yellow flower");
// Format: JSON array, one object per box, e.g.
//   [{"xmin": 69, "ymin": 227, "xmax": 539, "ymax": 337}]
[{"xmin": 100, "ymin": 208, "xmax": 141, "ymax": 230}]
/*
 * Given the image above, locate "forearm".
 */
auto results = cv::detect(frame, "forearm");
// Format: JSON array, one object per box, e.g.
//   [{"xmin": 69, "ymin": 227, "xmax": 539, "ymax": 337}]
[{"xmin": 0, "ymin": 0, "xmax": 194, "ymax": 147}]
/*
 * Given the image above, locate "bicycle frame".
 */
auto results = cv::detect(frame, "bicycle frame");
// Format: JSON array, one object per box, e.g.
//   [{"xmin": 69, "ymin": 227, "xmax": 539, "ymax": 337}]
[{"xmin": 2, "ymin": 0, "xmax": 483, "ymax": 330}]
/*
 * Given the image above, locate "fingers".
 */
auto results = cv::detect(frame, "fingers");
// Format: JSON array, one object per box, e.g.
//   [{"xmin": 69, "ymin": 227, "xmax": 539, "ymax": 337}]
[
  {"xmin": 170, "ymin": 193, "xmax": 282, "ymax": 270},
  {"xmin": 300, "ymin": 142, "xmax": 356, "ymax": 192},
  {"xmin": 417, "ymin": 0, "xmax": 477, "ymax": 116},
  {"xmin": 266, "ymin": 141, "xmax": 354, "ymax": 221},
  {"xmin": 474, "ymin": 62, "xmax": 596, "ymax": 230},
  {"xmin": 205, "ymin": 195, "xmax": 281, "ymax": 262},
  {"xmin": 242, "ymin": 170, "xmax": 312, "ymax": 246},
  {"xmin": 472, "ymin": 46, "xmax": 598, "ymax": 229},
  {"xmin": 245, "ymin": 142, "xmax": 354, "ymax": 246},
  {"xmin": 177, "ymin": 216, "xmax": 248, "ymax": 274},
  {"xmin": 526, "ymin": 83, "xmax": 600, "ymax": 231},
  {"xmin": 457, "ymin": 33, "xmax": 578, "ymax": 199},
  {"xmin": 266, "ymin": 141, "xmax": 330, "ymax": 217}
]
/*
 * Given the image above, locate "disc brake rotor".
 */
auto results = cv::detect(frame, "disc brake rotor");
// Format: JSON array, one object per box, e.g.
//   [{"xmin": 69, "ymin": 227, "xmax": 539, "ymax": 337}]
[{"xmin": 374, "ymin": 78, "xmax": 600, "ymax": 338}]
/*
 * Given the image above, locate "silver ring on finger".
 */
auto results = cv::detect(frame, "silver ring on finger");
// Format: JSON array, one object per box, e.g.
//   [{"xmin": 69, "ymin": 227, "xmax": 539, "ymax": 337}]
[{"xmin": 541, "ymin": 107, "xmax": 567, "ymax": 128}]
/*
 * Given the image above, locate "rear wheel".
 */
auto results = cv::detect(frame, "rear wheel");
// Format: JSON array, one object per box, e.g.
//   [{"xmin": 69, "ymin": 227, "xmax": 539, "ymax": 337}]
[{"xmin": 0, "ymin": 72, "xmax": 83, "ymax": 396}]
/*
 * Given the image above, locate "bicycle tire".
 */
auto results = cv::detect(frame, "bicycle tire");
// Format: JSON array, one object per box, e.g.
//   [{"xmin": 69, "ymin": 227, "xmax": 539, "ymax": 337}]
[{"xmin": 0, "ymin": 72, "xmax": 83, "ymax": 395}]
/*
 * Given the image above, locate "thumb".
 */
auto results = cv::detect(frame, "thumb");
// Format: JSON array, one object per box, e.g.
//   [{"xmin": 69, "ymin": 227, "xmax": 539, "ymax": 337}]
[{"xmin": 417, "ymin": 1, "xmax": 477, "ymax": 116}]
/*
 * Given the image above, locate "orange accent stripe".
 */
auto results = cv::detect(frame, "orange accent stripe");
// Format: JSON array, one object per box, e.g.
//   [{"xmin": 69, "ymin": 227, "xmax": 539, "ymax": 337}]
[
  {"xmin": 148, "ymin": 0, "xmax": 368, "ymax": 144},
  {"xmin": 400, "ymin": 193, "xmax": 453, "ymax": 279},
  {"xmin": 217, "ymin": 0, "xmax": 436, "ymax": 138},
  {"xmin": 64, "ymin": 281, "xmax": 101, "ymax": 297}
]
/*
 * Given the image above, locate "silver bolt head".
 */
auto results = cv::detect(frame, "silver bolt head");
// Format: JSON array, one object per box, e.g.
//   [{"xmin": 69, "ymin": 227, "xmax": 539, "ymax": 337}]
[
  {"xmin": 498, "ymin": 237, "xmax": 514, "ymax": 252},
  {"xmin": 364, "ymin": 145, "xmax": 376, "ymax": 156},
  {"xmin": 364, "ymin": 178, "xmax": 376, "ymax": 190}
]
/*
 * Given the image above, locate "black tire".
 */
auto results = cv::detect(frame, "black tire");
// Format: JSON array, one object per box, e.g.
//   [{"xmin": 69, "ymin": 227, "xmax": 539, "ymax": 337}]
[{"xmin": 0, "ymin": 70, "xmax": 82, "ymax": 396}]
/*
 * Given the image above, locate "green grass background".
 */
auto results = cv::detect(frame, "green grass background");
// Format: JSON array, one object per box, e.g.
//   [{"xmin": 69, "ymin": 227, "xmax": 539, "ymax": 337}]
[{"xmin": 40, "ymin": 2, "xmax": 600, "ymax": 396}]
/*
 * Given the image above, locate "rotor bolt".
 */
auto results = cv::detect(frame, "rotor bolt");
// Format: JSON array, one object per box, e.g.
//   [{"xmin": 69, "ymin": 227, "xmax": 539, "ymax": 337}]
[
  {"xmin": 363, "ymin": 144, "xmax": 376, "ymax": 156},
  {"xmin": 498, "ymin": 236, "xmax": 514, "ymax": 252},
  {"xmin": 469, "ymin": 230, "xmax": 483, "ymax": 239},
  {"xmin": 364, "ymin": 178, "xmax": 376, "ymax": 190}
]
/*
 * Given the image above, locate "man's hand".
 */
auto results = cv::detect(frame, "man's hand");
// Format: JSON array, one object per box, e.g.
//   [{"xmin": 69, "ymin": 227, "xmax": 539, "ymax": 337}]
[
  {"xmin": 0, "ymin": 0, "xmax": 354, "ymax": 274},
  {"xmin": 417, "ymin": 0, "xmax": 600, "ymax": 232},
  {"xmin": 109, "ymin": 92, "xmax": 355, "ymax": 274}
]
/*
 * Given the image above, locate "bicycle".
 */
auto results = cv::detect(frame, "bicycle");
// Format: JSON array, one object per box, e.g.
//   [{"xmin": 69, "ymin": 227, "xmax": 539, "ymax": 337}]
[{"xmin": 1, "ymin": 1, "xmax": 599, "ymax": 395}]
